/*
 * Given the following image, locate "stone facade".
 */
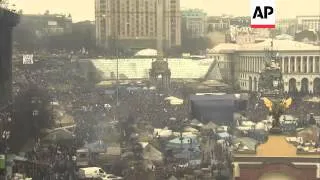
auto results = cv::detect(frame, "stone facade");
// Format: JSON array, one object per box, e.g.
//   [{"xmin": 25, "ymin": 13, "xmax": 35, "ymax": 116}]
[
  {"xmin": 207, "ymin": 39, "xmax": 320, "ymax": 94},
  {"xmin": 95, "ymin": 0, "xmax": 181, "ymax": 49},
  {"xmin": 235, "ymin": 163, "xmax": 318, "ymax": 180},
  {"xmin": 233, "ymin": 136, "xmax": 320, "ymax": 180}
]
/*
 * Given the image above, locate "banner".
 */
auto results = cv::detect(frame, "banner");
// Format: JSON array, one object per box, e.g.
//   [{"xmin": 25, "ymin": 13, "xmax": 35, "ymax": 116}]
[{"xmin": 23, "ymin": 54, "xmax": 34, "ymax": 64}]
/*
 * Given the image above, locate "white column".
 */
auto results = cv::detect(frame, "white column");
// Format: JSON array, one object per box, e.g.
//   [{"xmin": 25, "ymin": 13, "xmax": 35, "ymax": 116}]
[
  {"xmin": 294, "ymin": 56, "xmax": 297, "ymax": 72},
  {"xmin": 318, "ymin": 57, "xmax": 320, "ymax": 73},
  {"xmin": 253, "ymin": 57, "xmax": 256, "ymax": 72},
  {"xmin": 281, "ymin": 57, "xmax": 284, "ymax": 73},
  {"xmin": 245, "ymin": 56, "xmax": 248, "ymax": 72},
  {"xmin": 313, "ymin": 56, "xmax": 316, "ymax": 73},
  {"xmin": 250, "ymin": 57, "xmax": 252, "ymax": 72},
  {"xmin": 288, "ymin": 57, "xmax": 291, "ymax": 73},
  {"xmin": 306, "ymin": 56, "xmax": 310, "ymax": 73},
  {"xmin": 300, "ymin": 56, "xmax": 303, "ymax": 73}
]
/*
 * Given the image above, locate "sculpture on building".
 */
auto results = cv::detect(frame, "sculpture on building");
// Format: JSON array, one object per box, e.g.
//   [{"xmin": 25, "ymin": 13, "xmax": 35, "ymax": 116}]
[
  {"xmin": 258, "ymin": 40, "xmax": 283, "ymax": 99},
  {"xmin": 262, "ymin": 97, "xmax": 292, "ymax": 133}
]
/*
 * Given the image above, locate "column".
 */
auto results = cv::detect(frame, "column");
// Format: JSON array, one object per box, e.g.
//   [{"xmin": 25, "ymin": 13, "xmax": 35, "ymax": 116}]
[
  {"xmin": 300, "ymin": 56, "xmax": 303, "ymax": 73},
  {"xmin": 250, "ymin": 57, "xmax": 252, "ymax": 72},
  {"xmin": 318, "ymin": 57, "xmax": 320, "ymax": 73},
  {"xmin": 253, "ymin": 57, "xmax": 256, "ymax": 72},
  {"xmin": 281, "ymin": 57, "xmax": 284, "ymax": 73},
  {"xmin": 313, "ymin": 56, "xmax": 316, "ymax": 73},
  {"xmin": 294, "ymin": 56, "xmax": 297, "ymax": 72},
  {"xmin": 307, "ymin": 56, "xmax": 310, "ymax": 73},
  {"xmin": 288, "ymin": 57, "xmax": 291, "ymax": 73},
  {"xmin": 245, "ymin": 56, "xmax": 248, "ymax": 72}
]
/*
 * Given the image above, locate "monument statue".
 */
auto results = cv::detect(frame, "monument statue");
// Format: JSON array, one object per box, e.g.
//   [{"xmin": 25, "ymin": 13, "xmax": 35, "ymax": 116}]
[{"xmin": 262, "ymin": 97, "xmax": 293, "ymax": 133}]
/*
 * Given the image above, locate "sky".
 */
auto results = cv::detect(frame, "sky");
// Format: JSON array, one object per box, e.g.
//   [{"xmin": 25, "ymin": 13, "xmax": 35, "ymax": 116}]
[{"xmin": 11, "ymin": 0, "xmax": 320, "ymax": 22}]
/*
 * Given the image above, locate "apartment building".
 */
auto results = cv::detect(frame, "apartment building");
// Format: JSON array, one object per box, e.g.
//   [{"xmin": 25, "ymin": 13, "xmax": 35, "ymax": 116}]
[
  {"xmin": 95, "ymin": 0, "xmax": 181, "ymax": 50},
  {"xmin": 182, "ymin": 9, "xmax": 207, "ymax": 38}
]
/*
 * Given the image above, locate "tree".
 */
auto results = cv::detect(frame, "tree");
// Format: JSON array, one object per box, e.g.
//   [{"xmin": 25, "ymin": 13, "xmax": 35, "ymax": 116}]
[
  {"xmin": 295, "ymin": 30, "xmax": 317, "ymax": 42},
  {"xmin": 13, "ymin": 26, "xmax": 38, "ymax": 51},
  {"xmin": 8, "ymin": 86, "xmax": 53, "ymax": 152}
]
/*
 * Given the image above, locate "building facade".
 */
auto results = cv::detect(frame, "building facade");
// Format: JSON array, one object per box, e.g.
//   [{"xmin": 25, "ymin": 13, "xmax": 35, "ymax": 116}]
[
  {"xmin": 233, "ymin": 136, "xmax": 320, "ymax": 180},
  {"xmin": 276, "ymin": 18, "xmax": 296, "ymax": 35},
  {"xmin": 207, "ymin": 16, "xmax": 250, "ymax": 33},
  {"xmin": 17, "ymin": 13, "xmax": 72, "ymax": 37},
  {"xmin": 95, "ymin": 0, "xmax": 181, "ymax": 50},
  {"xmin": 296, "ymin": 16, "xmax": 320, "ymax": 32},
  {"xmin": 207, "ymin": 39, "xmax": 320, "ymax": 94},
  {"xmin": 181, "ymin": 9, "xmax": 207, "ymax": 38}
]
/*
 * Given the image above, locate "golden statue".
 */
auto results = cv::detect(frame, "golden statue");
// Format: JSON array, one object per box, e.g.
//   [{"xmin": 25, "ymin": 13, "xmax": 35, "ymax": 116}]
[{"xmin": 262, "ymin": 97, "xmax": 292, "ymax": 131}]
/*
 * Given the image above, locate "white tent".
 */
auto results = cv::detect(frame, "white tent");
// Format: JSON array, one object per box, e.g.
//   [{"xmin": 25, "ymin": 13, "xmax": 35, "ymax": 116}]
[
  {"xmin": 154, "ymin": 128, "xmax": 172, "ymax": 138},
  {"xmin": 134, "ymin": 49, "xmax": 157, "ymax": 57},
  {"xmin": 242, "ymin": 121, "xmax": 256, "ymax": 127},
  {"xmin": 165, "ymin": 96, "xmax": 184, "ymax": 105},
  {"xmin": 184, "ymin": 126, "xmax": 199, "ymax": 133}
]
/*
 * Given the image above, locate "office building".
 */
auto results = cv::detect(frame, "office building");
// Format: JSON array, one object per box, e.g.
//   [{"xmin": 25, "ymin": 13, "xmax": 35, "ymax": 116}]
[
  {"xmin": 182, "ymin": 9, "xmax": 207, "ymax": 38},
  {"xmin": 95, "ymin": 0, "xmax": 181, "ymax": 50}
]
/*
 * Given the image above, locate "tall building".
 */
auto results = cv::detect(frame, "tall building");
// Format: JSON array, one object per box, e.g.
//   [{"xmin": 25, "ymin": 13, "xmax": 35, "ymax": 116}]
[
  {"xmin": 276, "ymin": 18, "xmax": 296, "ymax": 35},
  {"xmin": 296, "ymin": 16, "xmax": 320, "ymax": 32},
  {"xmin": 95, "ymin": 0, "xmax": 181, "ymax": 50},
  {"xmin": 181, "ymin": 9, "xmax": 207, "ymax": 38},
  {"xmin": 16, "ymin": 13, "xmax": 72, "ymax": 37}
]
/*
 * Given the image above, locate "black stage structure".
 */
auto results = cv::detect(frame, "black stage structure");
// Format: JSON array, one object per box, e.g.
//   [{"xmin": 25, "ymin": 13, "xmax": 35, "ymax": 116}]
[{"xmin": 189, "ymin": 94, "xmax": 248, "ymax": 125}]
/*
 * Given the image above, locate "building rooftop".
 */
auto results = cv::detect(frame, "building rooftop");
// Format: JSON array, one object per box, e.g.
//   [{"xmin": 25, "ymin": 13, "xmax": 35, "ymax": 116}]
[
  {"xmin": 256, "ymin": 136, "xmax": 297, "ymax": 157},
  {"xmin": 207, "ymin": 43, "xmax": 239, "ymax": 53},
  {"xmin": 240, "ymin": 39, "xmax": 320, "ymax": 51},
  {"xmin": 208, "ymin": 39, "xmax": 320, "ymax": 53},
  {"xmin": 234, "ymin": 135, "xmax": 320, "ymax": 158}
]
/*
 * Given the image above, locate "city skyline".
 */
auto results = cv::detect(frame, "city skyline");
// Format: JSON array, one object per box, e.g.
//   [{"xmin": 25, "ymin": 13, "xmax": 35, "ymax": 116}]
[{"xmin": 12, "ymin": 0, "xmax": 320, "ymax": 22}]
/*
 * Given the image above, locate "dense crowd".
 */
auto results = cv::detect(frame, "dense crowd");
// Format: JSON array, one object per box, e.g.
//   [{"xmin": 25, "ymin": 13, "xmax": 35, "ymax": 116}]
[{"xmin": 10, "ymin": 53, "xmax": 319, "ymax": 179}]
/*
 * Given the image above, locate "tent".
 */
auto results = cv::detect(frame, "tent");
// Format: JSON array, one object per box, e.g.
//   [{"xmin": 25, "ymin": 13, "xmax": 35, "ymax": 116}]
[
  {"xmin": 165, "ymin": 96, "xmax": 184, "ymax": 105},
  {"xmin": 84, "ymin": 140, "xmax": 107, "ymax": 153},
  {"xmin": 42, "ymin": 129, "xmax": 74, "ymax": 144},
  {"xmin": 184, "ymin": 126, "xmax": 199, "ymax": 133},
  {"xmin": 190, "ymin": 94, "xmax": 236, "ymax": 124},
  {"xmin": 217, "ymin": 132, "xmax": 230, "ymax": 139}
]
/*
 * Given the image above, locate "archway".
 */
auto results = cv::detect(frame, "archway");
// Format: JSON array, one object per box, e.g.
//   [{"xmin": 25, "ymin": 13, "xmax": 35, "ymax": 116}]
[
  {"xmin": 313, "ymin": 78, "xmax": 320, "ymax": 95},
  {"xmin": 259, "ymin": 172, "xmax": 296, "ymax": 180},
  {"xmin": 300, "ymin": 78, "xmax": 309, "ymax": 94},
  {"xmin": 248, "ymin": 77, "xmax": 252, "ymax": 92},
  {"xmin": 288, "ymin": 78, "xmax": 297, "ymax": 95},
  {"xmin": 253, "ymin": 77, "xmax": 257, "ymax": 92}
]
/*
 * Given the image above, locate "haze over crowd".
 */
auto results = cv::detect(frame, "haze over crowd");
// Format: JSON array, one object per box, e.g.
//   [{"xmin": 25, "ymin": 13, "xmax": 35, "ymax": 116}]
[{"xmin": 13, "ymin": 0, "xmax": 320, "ymax": 22}]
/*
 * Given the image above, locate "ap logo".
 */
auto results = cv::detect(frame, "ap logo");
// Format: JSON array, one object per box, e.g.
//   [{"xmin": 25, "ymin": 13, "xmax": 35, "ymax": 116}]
[{"xmin": 251, "ymin": 0, "xmax": 276, "ymax": 28}]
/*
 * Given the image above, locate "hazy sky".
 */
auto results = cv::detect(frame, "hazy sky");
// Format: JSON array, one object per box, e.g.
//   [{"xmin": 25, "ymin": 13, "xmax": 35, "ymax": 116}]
[{"xmin": 12, "ymin": 0, "xmax": 320, "ymax": 22}]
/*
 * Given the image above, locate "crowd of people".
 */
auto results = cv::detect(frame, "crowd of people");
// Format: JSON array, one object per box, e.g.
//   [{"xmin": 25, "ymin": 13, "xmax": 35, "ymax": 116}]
[{"xmin": 9, "ymin": 52, "xmax": 319, "ymax": 179}]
